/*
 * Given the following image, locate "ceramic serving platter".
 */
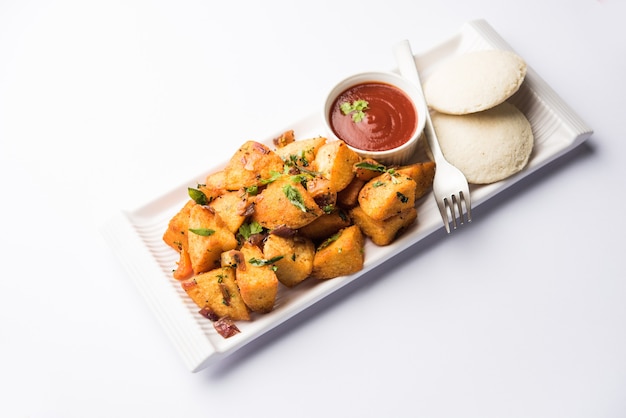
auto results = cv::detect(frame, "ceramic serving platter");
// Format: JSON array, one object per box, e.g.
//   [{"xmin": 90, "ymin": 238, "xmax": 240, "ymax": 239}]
[{"xmin": 102, "ymin": 19, "xmax": 593, "ymax": 372}]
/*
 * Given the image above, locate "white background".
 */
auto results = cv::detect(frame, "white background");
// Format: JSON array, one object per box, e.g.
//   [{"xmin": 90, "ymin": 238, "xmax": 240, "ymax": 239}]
[{"xmin": 1, "ymin": 0, "xmax": 625, "ymax": 417}]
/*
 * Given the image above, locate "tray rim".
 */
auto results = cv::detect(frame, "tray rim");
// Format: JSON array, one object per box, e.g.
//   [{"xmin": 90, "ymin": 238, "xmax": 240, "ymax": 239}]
[{"xmin": 101, "ymin": 18, "xmax": 593, "ymax": 372}]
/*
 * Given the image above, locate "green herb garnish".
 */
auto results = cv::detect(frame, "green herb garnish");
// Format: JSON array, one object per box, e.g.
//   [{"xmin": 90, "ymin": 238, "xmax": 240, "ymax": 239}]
[
  {"xmin": 396, "ymin": 192, "xmax": 409, "ymax": 203},
  {"xmin": 290, "ymin": 174, "xmax": 310, "ymax": 186},
  {"xmin": 340, "ymin": 99, "xmax": 369, "ymax": 122},
  {"xmin": 355, "ymin": 161, "xmax": 387, "ymax": 173},
  {"xmin": 282, "ymin": 184, "xmax": 308, "ymax": 212},
  {"xmin": 248, "ymin": 256, "xmax": 284, "ymax": 267},
  {"xmin": 318, "ymin": 231, "xmax": 341, "ymax": 250},
  {"xmin": 322, "ymin": 204, "xmax": 335, "ymax": 214},
  {"xmin": 245, "ymin": 185, "xmax": 259, "ymax": 196},
  {"xmin": 189, "ymin": 228, "xmax": 215, "ymax": 236},
  {"xmin": 238, "ymin": 221, "xmax": 264, "ymax": 240},
  {"xmin": 260, "ymin": 170, "xmax": 282, "ymax": 185},
  {"xmin": 188, "ymin": 187, "xmax": 209, "ymax": 205},
  {"xmin": 355, "ymin": 161, "xmax": 401, "ymax": 185}
]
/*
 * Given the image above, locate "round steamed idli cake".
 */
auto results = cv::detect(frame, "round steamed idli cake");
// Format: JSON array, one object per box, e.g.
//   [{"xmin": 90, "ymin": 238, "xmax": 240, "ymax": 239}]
[
  {"xmin": 424, "ymin": 50, "xmax": 527, "ymax": 115},
  {"xmin": 431, "ymin": 101, "xmax": 534, "ymax": 184}
]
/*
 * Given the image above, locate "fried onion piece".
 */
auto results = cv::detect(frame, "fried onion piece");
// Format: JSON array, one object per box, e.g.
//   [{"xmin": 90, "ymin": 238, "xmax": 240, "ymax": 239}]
[{"xmin": 213, "ymin": 316, "xmax": 241, "ymax": 339}]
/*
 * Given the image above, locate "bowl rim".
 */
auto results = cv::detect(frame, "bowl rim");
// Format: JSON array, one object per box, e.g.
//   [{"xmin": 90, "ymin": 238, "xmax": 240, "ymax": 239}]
[{"xmin": 323, "ymin": 70, "xmax": 427, "ymax": 161}]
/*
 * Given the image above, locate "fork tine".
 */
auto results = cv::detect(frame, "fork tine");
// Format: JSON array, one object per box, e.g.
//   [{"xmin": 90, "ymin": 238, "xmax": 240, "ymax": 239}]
[
  {"xmin": 460, "ymin": 191, "xmax": 472, "ymax": 224},
  {"xmin": 436, "ymin": 198, "xmax": 451, "ymax": 234},
  {"xmin": 440, "ymin": 192, "xmax": 472, "ymax": 234},
  {"xmin": 448, "ymin": 196, "xmax": 459, "ymax": 230}
]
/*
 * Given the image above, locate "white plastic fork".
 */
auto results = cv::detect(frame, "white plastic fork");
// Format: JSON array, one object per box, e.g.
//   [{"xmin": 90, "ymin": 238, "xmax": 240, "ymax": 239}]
[{"xmin": 393, "ymin": 40, "xmax": 472, "ymax": 233}]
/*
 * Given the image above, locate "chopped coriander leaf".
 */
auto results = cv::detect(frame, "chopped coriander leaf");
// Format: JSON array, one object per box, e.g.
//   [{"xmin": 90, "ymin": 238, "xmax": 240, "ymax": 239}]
[
  {"xmin": 322, "ymin": 204, "xmax": 335, "ymax": 214},
  {"xmin": 260, "ymin": 170, "xmax": 282, "ymax": 185},
  {"xmin": 299, "ymin": 153, "xmax": 310, "ymax": 167},
  {"xmin": 286, "ymin": 155, "xmax": 298, "ymax": 166},
  {"xmin": 296, "ymin": 165, "xmax": 320, "ymax": 177},
  {"xmin": 287, "ymin": 153, "xmax": 310, "ymax": 167},
  {"xmin": 290, "ymin": 174, "xmax": 309, "ymax": 185},
  {"xmin": 396, "ymin": 192, "xmax": 409, "ymax": 203},
  {"xmin": 282, "ymin": 184, "xmax": 308, "ymax": 212},
  {"xmin": 340, "ymin": 99, "xmax": 369, "ymax": 123},
  {"xmin": 355, "ymin": 161, "xmax": 387, "ymax": 173},
  {"xmin": 245, "ymin": 185, "xmax": 259, "ymax": 196},
  {"xmin": 188, "ymin": 187, "xmax": 209, "ymax": 205},
  {"xmin": 189, "ymin": 228, "xmax": 215, "ymax": 236},
  {"xmin": 318, "ymin": 231, "xmax": 341, "ymax": 250},
  {"xmin": 248, "ymin": 255, "xmax": 284, "ymax": 266},
  {"xmin": 239, "ymin": 221, "xmax": 264, "ymax": 240}
]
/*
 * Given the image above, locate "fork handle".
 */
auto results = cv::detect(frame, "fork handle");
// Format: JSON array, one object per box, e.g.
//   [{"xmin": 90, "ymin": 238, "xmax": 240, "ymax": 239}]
[{"xmin": 393, "ymin": 40, "xmax": 446, "ymax": 162}]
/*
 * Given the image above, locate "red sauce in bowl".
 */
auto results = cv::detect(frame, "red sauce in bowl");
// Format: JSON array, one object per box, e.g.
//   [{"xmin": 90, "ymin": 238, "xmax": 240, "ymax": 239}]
[{"xmin": 329, "ymin": 82, "xmax": 417, "ymax": 152}]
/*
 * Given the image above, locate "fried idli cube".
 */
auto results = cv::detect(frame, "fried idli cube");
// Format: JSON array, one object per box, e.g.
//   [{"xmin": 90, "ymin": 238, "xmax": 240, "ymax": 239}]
[
  {"xmin": 313, "ymin": 140, "xmax": 360, "ymax": 192},
  {"xmin": 311, "ymin": 225, "xmax": 365, "ymax": 280},
  {"xmin": 263, "ymin": 234, "xmax": 315, "ymax": 288},
  {"xmin": 358, "ymin": 172, "xmax": 417, "ymax": 221},
  {"xmin": 396, "ymin": 161, "xmax": 436, "ymax": 200},
  {"xmin": 350, "ymin": 206, "xmax": 417, "ymax": 246},
  {"xmin": 181, "ymin": 267, "xmax": 250, "ymax": 321},
  {"xmin": 252, "ymin": 176, "xmax": 322, "ymax": 230},
  {"xmin": 235, "ymin": 243, "xmax": 279, "ymax": 313},
  {"xmin": 187, "ymin": 205, "xmax": 238, "ymax": 274},
  {"xmin": 223, "ymin": 140, "xmax": 284, "ymax": 190}
]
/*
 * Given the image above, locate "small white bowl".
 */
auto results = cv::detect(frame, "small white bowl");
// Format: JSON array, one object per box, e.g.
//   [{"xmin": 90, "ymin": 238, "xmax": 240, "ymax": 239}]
[{"xmin": 323, "ymin": 71, "xmax": 427, "ymax": 166}]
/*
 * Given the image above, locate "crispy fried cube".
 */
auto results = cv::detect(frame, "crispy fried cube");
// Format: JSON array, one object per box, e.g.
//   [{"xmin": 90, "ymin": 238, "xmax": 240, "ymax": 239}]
[
  {"xmin": 305, "ymin": 176, "xmax": 337, "ymax": 209},
  {"xmin": 263, "ymin": 234, "xmax": 315, "ymax": 288},
  {"xmin": 181, "ymin": 267, "xmax": 250, "ymax": 321},
  {"xmin": 397, "ymin": 161, "xmax": 436, "ymax": 200},
  {"xmin": 162, "ymin": 200, "xmax": 195, "ymax": 253},
  {"xmin": 354, "ymin": 158, "xmax": 387, "ymax": 182},
  {"xmin": 272, "ymin": 129, "xmax": 296, "ymax": 148},
  {"xmin": 274, "ymin": 136, "xmax": 326, "ymax": 167},
  {"xmin": 163, "ymin": 200, "xmax": 196, "ymax": 279},
  {"xmin": 223, "ymin": 140, "xmax": 284, "ymax": 191},
  {"xmin": 198, "ymin": 170, "xmax": 227, "ymax": 203},
  {"xmin": 350, "ymin": 206, "xmax": 417, "ymax": 246},
  {"xmin": 220, "ymin": 249, "xmax": 245, "ymax": 269},
  {"xmin": 252, "ymin": 175, "xmax": 322, "ymax": 230},
  {"xmin": 173, "ymin": 248, "xmax": 193, "ymax": 280},
  {"xmin": 235, "ymin": 243, "xmax": 279, "ymax": 313},
  {"xmin": 358, "ymin": 172, "xmax": 417, "ymax": 221},
  {"xmin": 187, "ymin": 205, "xmax": 239, "ymax": 274},
  {"xmin": 298, "ymin": 210, "xmax": 352, "ymax": 242},
  {"xmin": 313, "ymin": 140, "xmax": 360, "ymax": 192},
  {"xmin": 336, "ymin": 177, "xmax": 366, "ymax": 209},
  {"xmin": 209, "ymin": 190, "xmax": 250, "ymax": 234},
  {"xmin": 311, "ymin": 225, "xmax": 365, "ymax": 280}
]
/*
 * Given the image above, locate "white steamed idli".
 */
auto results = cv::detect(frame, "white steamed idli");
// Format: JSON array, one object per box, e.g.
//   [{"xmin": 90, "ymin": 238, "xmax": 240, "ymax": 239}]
[
  {"xmin": 424, "ymin": 50, "xmax": 527, "ymax": 115},
  {"xmin": 430, "ymin": 101, "xmax": 534, "ymax": 184}
]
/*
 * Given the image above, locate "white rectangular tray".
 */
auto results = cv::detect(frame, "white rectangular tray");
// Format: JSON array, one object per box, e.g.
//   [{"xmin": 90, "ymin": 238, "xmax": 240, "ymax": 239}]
[{"xmin": 102, "ymin": 19, "xmax": 592, "ymax": 372}]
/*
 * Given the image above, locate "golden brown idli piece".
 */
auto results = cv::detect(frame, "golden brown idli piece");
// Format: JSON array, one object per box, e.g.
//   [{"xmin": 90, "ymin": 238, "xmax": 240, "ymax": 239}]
[
  {"xmin": 262, "ymin": 234, "xmax": 315, "ymax": 288},
  {"xmin": 311, "ymin": 225, "xmax": 365, "ymax": 280},
  {"xmin": 424, "ymin": 50, "xmax": 527, "ymax": 115},
  {"xmin": 350, "ymin": 206, "xmax": 417, "ymax": 246},
  {"xmin": 430, "ymin": 102, "xmax": 533, "ymax": 184}
]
